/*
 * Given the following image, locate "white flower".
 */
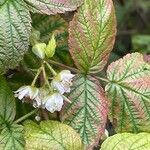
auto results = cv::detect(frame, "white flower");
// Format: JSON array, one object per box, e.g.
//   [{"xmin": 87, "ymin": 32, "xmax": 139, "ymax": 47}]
[
  {"xmin": 44, "ymin": 93, "xmax": 64, "ymax": 113},
  {"xmin": 14, "ymin": 86, "xmax": 39, "ymax": 100},
  {"xmin": 51, "ymin": 70, "xmax": 75, "ymax": 94}
]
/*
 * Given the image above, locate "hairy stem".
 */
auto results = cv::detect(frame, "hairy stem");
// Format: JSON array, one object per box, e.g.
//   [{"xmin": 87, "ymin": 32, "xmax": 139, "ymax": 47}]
[
  {"xmin": 31, "ymin": 67, "xmax": 42, "ymax": 86},
  {"xmin": 45, "ymin": 61, "xmax": 57, "ymax": 76},
  {"xmin": 48, "ymin": 60, "xmax": 80, "ymax": 73}
]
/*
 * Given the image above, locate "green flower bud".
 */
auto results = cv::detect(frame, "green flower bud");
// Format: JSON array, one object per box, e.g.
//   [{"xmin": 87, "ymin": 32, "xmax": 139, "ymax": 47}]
[
  {"xmin": 45, "ymin": 34, "xmax": 56, "ymax": 58},
  {"xmin": 32, "ymin": 43, "xmax": 46, "ymax": 59}
]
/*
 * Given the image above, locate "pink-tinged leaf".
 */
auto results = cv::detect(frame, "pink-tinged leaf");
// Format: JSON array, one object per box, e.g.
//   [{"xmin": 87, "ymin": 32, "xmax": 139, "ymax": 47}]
[
  {"xmin": 69, "ymin": 0, "xmax": 116, "ymax": 73},
  {"xmin": 0, "ymin": 0, "xmax": 31, "ymax": 73},
  {"xmin": 106, "ymin": 52, "xmax": 150, "ymax": 133},
  {"xmin": 24, "ymin": 0, "xmax": 83, "ymax": 15},
  {"xmin": 144, "ymin": 54, "xmax": 150, "ymax": 64},
  {"xmin": 61, "ymin": 75, "xmax": 108, "ymax": 149}
]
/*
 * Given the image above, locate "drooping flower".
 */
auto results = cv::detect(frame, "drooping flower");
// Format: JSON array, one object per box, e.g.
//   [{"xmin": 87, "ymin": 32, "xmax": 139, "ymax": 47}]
[
  {"xmin": 33, "ymin": 88, "xmax": 49, "ymax": 108},
  {"xmin": 14, "ymin": 86, "xmax": 39, "ymax": 100},
  {"xmin": 51, "ymin": 70, "xmax": 75, "ymax": 94},
  {"xmin": 44, "ymin": 93, "xmax": 64, "ymax": 113}
]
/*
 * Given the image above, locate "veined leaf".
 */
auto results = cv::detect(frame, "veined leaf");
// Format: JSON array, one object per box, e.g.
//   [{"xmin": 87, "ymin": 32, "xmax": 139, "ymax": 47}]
[
  {"xmin": 24, "ymin": 0, "xmax": 83, "ymax": 15},
  {"xmin": 24, "ymin": 120, "xmax": 83, "ymax": 150},
  {"xmin": 101, "ymin": 133, "xmax": 150, "ymax": 150},
  {"xmin": 0, "ymin": 0, "xmax": 31, "ymax": 73},
  {"xmin": 0, "ymin": 124, "xmax": 25, "ymax": 150},
  {"xmin": 61, "ymin": 75, "xmax": 108, "ymax": 149},
  {"xmin": 0, "ymin": 76, "xmax": 16, "ymax": 129},
  {"xmin": 106, "ymin": 53, "xmax": 150, "ymax": 132},
  {"xmin": 69, "ymin": 0, "xmax": 116, "ymax": 73}
]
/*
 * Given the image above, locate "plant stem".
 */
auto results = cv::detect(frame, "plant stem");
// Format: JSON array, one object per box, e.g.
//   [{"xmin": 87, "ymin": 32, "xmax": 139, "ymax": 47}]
[
  {"xmin": 44, "ymin": 61, "xmax": 57, "ymax": 76},
  {"xmin": 14, "ymin": 109, "xmax": 38, "ymax": 124},
  {"xmin": 42, "ymin": 64, "xmax": 52, "ymax": 91},
  {"xmin": 31, "ymin": 67, "xmax": 42, "ymax": 86},
  {"xmin": 48, "ymin": 60, "xmax": 80, "ymax": 73}
]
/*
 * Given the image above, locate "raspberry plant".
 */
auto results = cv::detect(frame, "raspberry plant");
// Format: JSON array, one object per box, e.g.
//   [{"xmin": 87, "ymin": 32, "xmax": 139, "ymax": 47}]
[{"xmin": 0, "ymin": 0, "xmax": 150, "ymax": 150}]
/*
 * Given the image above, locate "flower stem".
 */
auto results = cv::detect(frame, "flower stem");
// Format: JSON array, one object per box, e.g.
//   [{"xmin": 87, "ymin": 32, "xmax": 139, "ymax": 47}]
[
  {"xmin": 31, "ymin": 67, "xmax": 43, "ymax": 86},
  {"xmin": 42, "ymin": 64, "xmax": 52, "ymax": 91},
  {"xmin": 14, "ymin": 109, "xmax": 38, "ymax": 124},
  {"xmin": 44, "ymin": 61, "xmax": 57, "ymax": 76}
]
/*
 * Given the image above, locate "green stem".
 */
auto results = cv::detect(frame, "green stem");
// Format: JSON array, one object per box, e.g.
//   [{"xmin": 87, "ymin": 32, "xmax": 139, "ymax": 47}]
[
  {"xmin": 31, "ymin": 67, "xmax": 43, "ymax": 86},
  {"xmin": 45, "ymin": 61, "xmax": 57, "ymax": 76},
  {"xmin": 42, "ymin": 64, "xmax": 52, "ymax": 91},
  {"xmin": 14, "ymin": 109, "xmax": 38, "ymax": 124},
  {"xmin": 48, "ymin": 60, "xmax": 80, "ymax": 73}
]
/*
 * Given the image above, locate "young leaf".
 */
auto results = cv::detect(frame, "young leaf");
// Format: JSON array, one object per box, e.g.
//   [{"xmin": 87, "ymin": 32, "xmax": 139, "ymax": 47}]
[
  {"xmin": 101, "ymin": 133, "xmax": 150, "ymax": 150},
  {"xmin": 69, "ymin": 0, "xmax": 116, "ymax": 73},
  {"xmin": 0, "ymin": 124, "xmax": 25, "ymax": 150},
  {"xmin": 0, "ymin": 0, "xmax": 31, "ymax": 73},
  {"xmin": 0, "ymin": 76, "xmax": 16, "ymax": 129},
  {"xmin": 106, "ymin": 53, "xmax": 150, "ymax": 133},
  {"xmin": 61, "ymin": 75, "xmax": 108, "ymax": 149},
  {"xmin": 24, "ymin": 0, "xmax": 83, "ymax": 15},
  {"xmin": 24, "ymin": 120, "xmax": 83, "ymax": 150}
]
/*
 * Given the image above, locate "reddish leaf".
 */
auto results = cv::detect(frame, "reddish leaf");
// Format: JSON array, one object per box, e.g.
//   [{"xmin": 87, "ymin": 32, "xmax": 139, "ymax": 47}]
[
  {"xmin": 106, "ymin": 53, "xmax": 150, "ymax": 132},
  {"xmin": 24, "ymin": 0, "xmax": 83, "ymax": 15},
  {"xmin": 61, "ymin": 75, "xmax": 108, "ymax": 149},
  {"xmin": 69, "ymin": 0, "xmax": 116, "ymax": 73}
]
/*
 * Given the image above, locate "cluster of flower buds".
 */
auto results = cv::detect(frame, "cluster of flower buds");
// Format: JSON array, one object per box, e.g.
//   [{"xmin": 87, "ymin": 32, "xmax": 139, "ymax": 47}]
[{"xmin": 15, "ymin": 70, "xmax": 75, "ymax": 113}]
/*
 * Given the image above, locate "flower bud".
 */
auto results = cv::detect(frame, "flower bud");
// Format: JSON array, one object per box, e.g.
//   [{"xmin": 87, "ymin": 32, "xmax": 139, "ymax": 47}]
[
  {"xmin": 32, "ymin": 43, "xmax": 46, "ymax": 59},
  {"xmin": 45, "ymin": 34, "xmax": 56, "ymax": 58}
]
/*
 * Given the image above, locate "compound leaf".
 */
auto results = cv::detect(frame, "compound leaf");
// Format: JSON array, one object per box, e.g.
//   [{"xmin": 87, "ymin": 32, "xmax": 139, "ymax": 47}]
[
  {"xmin": 101, "ymin": 133, "xmax": 150, "ymax": 150},
  {"xmin": 106, "ymin": 53, "xmax": 150, "ymax": 132},
  {"xmin": 24, "ymin": 0, "xmax": 83, "ymax": 15},
  {"xmin": 24, "ymin": 120, "xmax": 83, "ymax": 150},
  {"xmin": 0, "ymin": 124, "xmax": 25, "ymax": 150},
  {"xmin": 0, "ymin": 0, "xmax": 31, "ymax": 73},
  {"xmin": 69, "ymin": 0, "xmax": 116, "ymax": 73},
  {"xmin": 61, "ymin": 75, "xmax": 108, "ymax": 149}
]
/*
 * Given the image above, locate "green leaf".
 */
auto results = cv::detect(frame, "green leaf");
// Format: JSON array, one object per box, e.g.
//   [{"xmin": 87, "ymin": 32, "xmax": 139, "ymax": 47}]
[
  {"xmin": 0, "ymin": 124, "xmax": 25, "ymax": 150},
  {"xmin": 106, "ymin": 53, "xmax": 150, "ymax": 133},
  {"xmin": 69, "ymin": 0, "xmax": 116, "ymax": 73},
  {"xmin": 24, "ymin": 0, "xmax": 83, "ymax": 15},
  {"xmin": 61, "ymin": 75, "xmax": 108, "ymax": 149},
  {"xmin": 101, "ymin": 133, "xmax": 150, "ymax": 150},
  {"xmin": 0, "ymin": 76, "xmax": 16, "ymax": 129},
  {"xmin": 0, "ymin": 0, "xmax": 31, "ymax": 73},
  {"xmin": 24, "ymin": 120, "xmax": 83, "ymax": 150}
]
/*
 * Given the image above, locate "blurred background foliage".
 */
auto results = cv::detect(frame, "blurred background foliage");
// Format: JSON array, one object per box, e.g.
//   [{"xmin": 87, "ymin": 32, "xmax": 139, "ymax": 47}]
[{"xmin": 110, "ymin": 0, "xmax": 150, "ymax": 62}]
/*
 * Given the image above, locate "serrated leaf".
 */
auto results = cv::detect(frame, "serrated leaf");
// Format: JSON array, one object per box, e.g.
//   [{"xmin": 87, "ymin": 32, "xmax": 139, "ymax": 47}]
[
  {"xmin": 61, "ymin": 75, "xmax": 108, "ymax": 149},
  {"xmin": 0, "ymin": 124, "xmax": 25, "ymax": 150},
  {"xmin": 101, "ymin": 133, "xmax": 150, "ymax": 150},
  {"xmin": 0, "ymin": 76, "xmax": 16, "ymax": 129},
  {"xmin": 24, "ymin": 0, "xmax": 83, "ymax": 15},
  {"xmin": 0, "ymin": 0, "xmax": 31, "ymax": 73},
  {"xmin": 106, "ymin": 53, "xmax": 150, "ymax": 133},
  {"xmin": 69, "ymin": 0, "xmax": 116, "ymax": 73},
  {"xmin": 24, "ymin": 120, "xmax": 83, "ymax": 150}
]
